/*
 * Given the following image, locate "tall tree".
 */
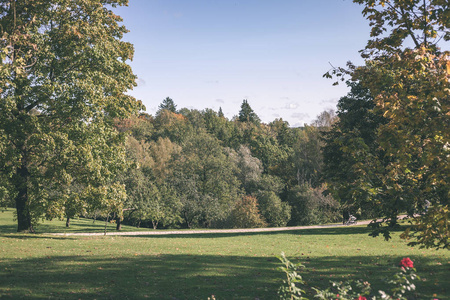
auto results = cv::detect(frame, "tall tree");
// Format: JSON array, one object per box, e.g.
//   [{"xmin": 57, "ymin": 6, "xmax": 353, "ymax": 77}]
[
  {"xmin": 157, "ymin": 97, "xmax": 177, "ymax": 114},
  {"xmin": 238, "ymin": 99, "xmax": 261, "ymax": 124},
  {"xmin": 171, "ymin": 130, "xmax": 239, "ymax": 228},
  {"xmin": 0, "ymin": 0, "xmax": 142, "ymax": 231},
  {"xmin": 327, "ymin": 0, "xmax": 449, "ymax": 248},
  {"xmin": 322, "ymin": 82, "xmax": 386, "ymax": 219}
]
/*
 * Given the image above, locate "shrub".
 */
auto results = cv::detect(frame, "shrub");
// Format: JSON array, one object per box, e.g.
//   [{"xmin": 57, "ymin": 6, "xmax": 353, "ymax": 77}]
[
  {"xmin": 278, "ymin": 254, "xmax": 420, "ymax": 300},
  {"xmin": 286, "ymin": 183, "xmax": 340, "ymax": 226},
  {"xmin": 228, "ymin": 195, "xmax": 267, "ymax": 228},
  {"xmin": 256, "ymin": 191, "xmax": 291, "ymax": 227}
]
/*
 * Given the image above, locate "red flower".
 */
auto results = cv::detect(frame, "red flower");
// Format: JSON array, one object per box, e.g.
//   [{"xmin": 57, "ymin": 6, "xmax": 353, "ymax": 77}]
[
  {"xmin": 357, "ymin": 296, "xmax": 367, "ymax": 300},
  {"xmin": 399, "ymin": 257, "xmax": 414, "ymax": 268}
]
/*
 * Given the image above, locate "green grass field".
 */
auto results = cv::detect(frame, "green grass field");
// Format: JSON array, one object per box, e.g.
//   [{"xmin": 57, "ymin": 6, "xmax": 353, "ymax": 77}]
[{"xmin": 1, "ymin": 208, "xmax": 448, "ymax": 299}]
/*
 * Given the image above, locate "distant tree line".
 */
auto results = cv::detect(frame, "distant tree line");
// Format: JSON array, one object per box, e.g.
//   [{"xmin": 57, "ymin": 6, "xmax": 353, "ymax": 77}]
[{"xmin": 113, "ymin": 98, "xmax": 341, "ymax": 229}]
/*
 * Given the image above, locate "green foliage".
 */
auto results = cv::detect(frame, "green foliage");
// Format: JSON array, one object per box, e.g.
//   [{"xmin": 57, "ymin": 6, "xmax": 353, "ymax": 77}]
[
  {"xmin": 289, "ymin": 125, "xmax": 323, "ymax": 187},
  {"xmin": 229, "ymin": 145, "xmax": 263, "ymax": 194},
  {"xmin": 1, "ymin": 207, "xmax": 448, "ymax": 299},
  {"xmin": 280, "ymin": 254, "xmax": 420, "ymax": 300},
  {"xmin": 228, "ymin": 195, "xmax": 267, "ymax": 228},
  {"xmin": 0, "ymin": 0, "xmax": 142, "ymax": 231},
  {"xmin": 112, "ymin": 101, "xmax": 342, "ymax": 230},
  {"xmin": 324, "ymin": 0, "xmax": 449, "ymax": 248},
  {"xmin": 238, "ymin": 99, "xmax": 261, "ymax": 124},
  {"xmin": 401, "ymin": 205, "xmax": 449, "ymax": 250},
  {"xmin": 152, "ymin": 110, "xmax": 191, "ymax": 143},
  {"xmin": 119, "ymin": 124, "xmax": 181, "ymax": 229},
  {"xmin": 287, "ymin": 183, "xmax": 340, "ymax": 226},
  {"xmin": 172, "ymin": 130, "xmax": 239, "ymax": 228},
  {"xmin": 157, "ymin": 97, "xmax": 177, "ymax": 114},
  {"xmin": 322, "ymin": 81, "xmax": 385, "ymax": 219},
  {"xmin": 256, "ymin": 191, "xmax": 291, "ymax": 227},
  {"xmin": 277, "ymin": 252, "xmax": 307, "ymax": 300},
  {"xmin": 354, "ymin": 0, "xmax": 449, "ymax": 54},
  {"xmin": 313, "ymin": 280, "xmax": 371, "ymax": 300}
]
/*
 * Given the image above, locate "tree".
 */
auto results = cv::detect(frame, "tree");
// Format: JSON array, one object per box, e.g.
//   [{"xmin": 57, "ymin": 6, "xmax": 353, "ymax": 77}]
[
  {"xmin": 218, "ymin": 107, "xmax": 225, "ymax": 118},
  {"xmin": 322, "ymin": 82, "xmax": 386, "ymax": 219},
  {"xmin": 228, "ymin": 195, "xmax": 267, "ymax": 228},
  {"xmin": 290, "ymin": 125, "xmax": 323, "ymax": 187},
  {"xmin": 152, "ymin": 109, "xmax": 190, "ymax": 143},
  {"xmin": 311, "ymin": 109, "xmax": 337, "ymax": 128},
  {"xmin": 157, "ymin": 97, "xmax": 177, "ymax": 114},
  {"xmin": 286, "ymin": 183, "xmax": 340, "ymax": 226},
  {"xmin": 0, "ymin": 0, "xmax": 142, "ymax": 231},
  {"xmin": 326, "ymin": 0, "xmax": 449, "ymax": 248},
  {"xmin": 171, "ymin": 130, "xmax": 239, "ymax": 228},
  {"xmin": 256, "ymin": 191, "xmax": 291, "ymax": 227},
  {"xmin": 238, "ymin": 99, "xmax": 261, "ymax": 124},
  {"xmin": 229, "ymin": 145, "xmax": 263, "ymax": 194}
]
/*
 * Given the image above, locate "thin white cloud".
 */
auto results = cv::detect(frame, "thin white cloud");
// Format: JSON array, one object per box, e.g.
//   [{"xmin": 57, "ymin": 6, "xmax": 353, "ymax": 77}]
[
  {"xmin": 284, "ymin": 102, "xmax": 299, "ymax": 110},
  {"xmin": 216, "ymin": 99, "xmax": 224, "ymax": 104},
  {"xmin": 136, "ymin": 77, "xmax": 146, "ymax": 87},
  {"xmin": 320, "ymin": 97, "xmax": 339, "ymax": 104}
]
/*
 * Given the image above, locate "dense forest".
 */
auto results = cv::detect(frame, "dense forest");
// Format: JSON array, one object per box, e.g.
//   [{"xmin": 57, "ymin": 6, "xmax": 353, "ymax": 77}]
[{"xmin": 111, "ymin": 97, "xmax": 341, "ymax": 229}]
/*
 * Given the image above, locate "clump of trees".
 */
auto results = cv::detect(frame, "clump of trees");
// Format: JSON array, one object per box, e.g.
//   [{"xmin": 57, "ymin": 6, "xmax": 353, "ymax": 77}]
[{"xmin": 115, "ymin": 99, "xmax": 341, "ymax": 229}]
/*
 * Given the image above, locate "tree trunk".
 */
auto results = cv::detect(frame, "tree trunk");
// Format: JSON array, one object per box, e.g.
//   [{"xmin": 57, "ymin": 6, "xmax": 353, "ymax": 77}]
[
  {"xmin": 152, "ymin": 220, "xmax": 158, "ymax": 230},
  {"xmin": 16, "ymin": 189, "xmax": 32, "ymax": 232},
  {"xmin": 15, "ymin": 160, "xmax": 33, "ymax": 232},
  {"xmin": 116, "ymin": 217, "xmax": 121, "ymax": 231},
  {"xmin": 104, "ymin": 214, "xmax": 110, "ymax": 236},
  {"xmin": 66, "ymin": 217, "xmax": 70, "ymax": 227}
]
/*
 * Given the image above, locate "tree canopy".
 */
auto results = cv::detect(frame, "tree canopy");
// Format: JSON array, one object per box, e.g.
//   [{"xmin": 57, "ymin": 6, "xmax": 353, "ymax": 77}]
[
  {"xmin": 157, "ymin": 97, "xmax": 177, "ymax": 114},
  {"xmin": 238, "ymin": 99, "xmax": 261, "ymax": 124},
  {"xmin": 324, "ymin": 0, "xmax": 449, "ymax": 249},
  {"xmin": 0, "ymin": 0, "xmax": 143, "ymax": 231}
]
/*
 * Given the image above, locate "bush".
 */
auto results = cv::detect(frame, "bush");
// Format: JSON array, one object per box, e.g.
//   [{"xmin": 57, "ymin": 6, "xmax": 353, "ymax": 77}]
[
  {"xmin": 286, "ymin": 183, "xmax": 340, "ymax": 226},
  {"xmin": 278, "ymin": 254, "xmax": 420, "ymax": 300},
  {"xmin": 256, "ymin": 191, "xmax": 291, "ymax": 227},
  {"xmin": 228, "ymin": 195, "xmax": 267, "ymax": 228}
]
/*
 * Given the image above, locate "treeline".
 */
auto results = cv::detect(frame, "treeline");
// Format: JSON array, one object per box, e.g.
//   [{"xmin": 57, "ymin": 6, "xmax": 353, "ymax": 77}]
[{"xmin": 113, "ymin": 98, "xmax": 341, "ymax": 229}]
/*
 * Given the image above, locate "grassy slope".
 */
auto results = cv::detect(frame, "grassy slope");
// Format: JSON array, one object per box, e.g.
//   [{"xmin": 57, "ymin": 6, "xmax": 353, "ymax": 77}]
[{"xmin": 0, "ymin": 208, "xmax": 448, "ymax": 300}]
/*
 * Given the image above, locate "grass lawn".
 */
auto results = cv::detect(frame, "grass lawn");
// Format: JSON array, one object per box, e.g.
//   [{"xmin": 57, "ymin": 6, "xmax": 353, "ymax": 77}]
[{"xmin": 1, "ymin": 208, "xmax": 449, "ymax": 299}]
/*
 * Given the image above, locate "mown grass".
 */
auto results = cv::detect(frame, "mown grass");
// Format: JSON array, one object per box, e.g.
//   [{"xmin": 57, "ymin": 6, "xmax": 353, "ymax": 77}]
[
  {"xmin": 0, "ymin": 208, "xmax": 152, "ymax": 234},
  {"xmin": 1, "ymin": 208, "xmax": 449, "ymax": 299}
]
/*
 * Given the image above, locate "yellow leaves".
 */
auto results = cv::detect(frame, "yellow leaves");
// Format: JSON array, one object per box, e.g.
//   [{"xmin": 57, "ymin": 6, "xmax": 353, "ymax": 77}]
[
  {"xmin": 72, "ymin": 26, "xmax": 83, "ymax": 39},
  {"xmin": 402, "ymin": 205, "xmax": 450, "ymax": 250}
]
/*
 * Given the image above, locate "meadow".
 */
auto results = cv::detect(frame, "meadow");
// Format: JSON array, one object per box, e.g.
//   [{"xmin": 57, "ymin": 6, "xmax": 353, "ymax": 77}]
[{"xmin": 0, "ymin": 208, "xmax": 448, "ymax": 299}]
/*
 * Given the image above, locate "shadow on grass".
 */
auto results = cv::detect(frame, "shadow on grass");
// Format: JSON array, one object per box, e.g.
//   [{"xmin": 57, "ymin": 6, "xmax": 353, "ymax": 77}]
[
  {"xmin": 0, "ymin": 225, "xmax": 410, "ymax": 242},
  {"xmin": 0, "ymin": 253, "xmax": 447, "ymax": 300},
  {"xmin": 0, "ymin": 220, "xmax": 133, "ymax": 235},
  {"xmin": 111, "ymin": 225, "xmax": 407, "ymax": 239}
]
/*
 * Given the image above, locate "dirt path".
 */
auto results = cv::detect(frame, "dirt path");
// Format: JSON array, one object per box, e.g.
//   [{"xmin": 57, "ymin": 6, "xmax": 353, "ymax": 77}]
[{"xmin": 49, "ymin": 219, "xmax": 378, "ymax": 237}]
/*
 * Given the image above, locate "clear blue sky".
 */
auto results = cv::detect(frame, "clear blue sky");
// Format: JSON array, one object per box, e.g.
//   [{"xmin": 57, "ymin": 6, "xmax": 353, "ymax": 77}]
[{"xmin": 114, "ymin": 0, "xmax": 371, "ymax": 127}]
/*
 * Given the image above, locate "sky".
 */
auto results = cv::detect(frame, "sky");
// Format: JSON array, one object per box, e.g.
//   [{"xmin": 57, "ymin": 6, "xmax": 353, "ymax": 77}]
[{"xmin": 113, "ymin": 0, "xmax": 372, "ymax": 127}]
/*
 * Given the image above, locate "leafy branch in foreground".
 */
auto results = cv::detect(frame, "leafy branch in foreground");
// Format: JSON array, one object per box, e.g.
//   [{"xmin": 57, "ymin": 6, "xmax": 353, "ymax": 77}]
[{"xmin": 277, "ymin": 252, "xmax": 308, "ymax": 300}]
